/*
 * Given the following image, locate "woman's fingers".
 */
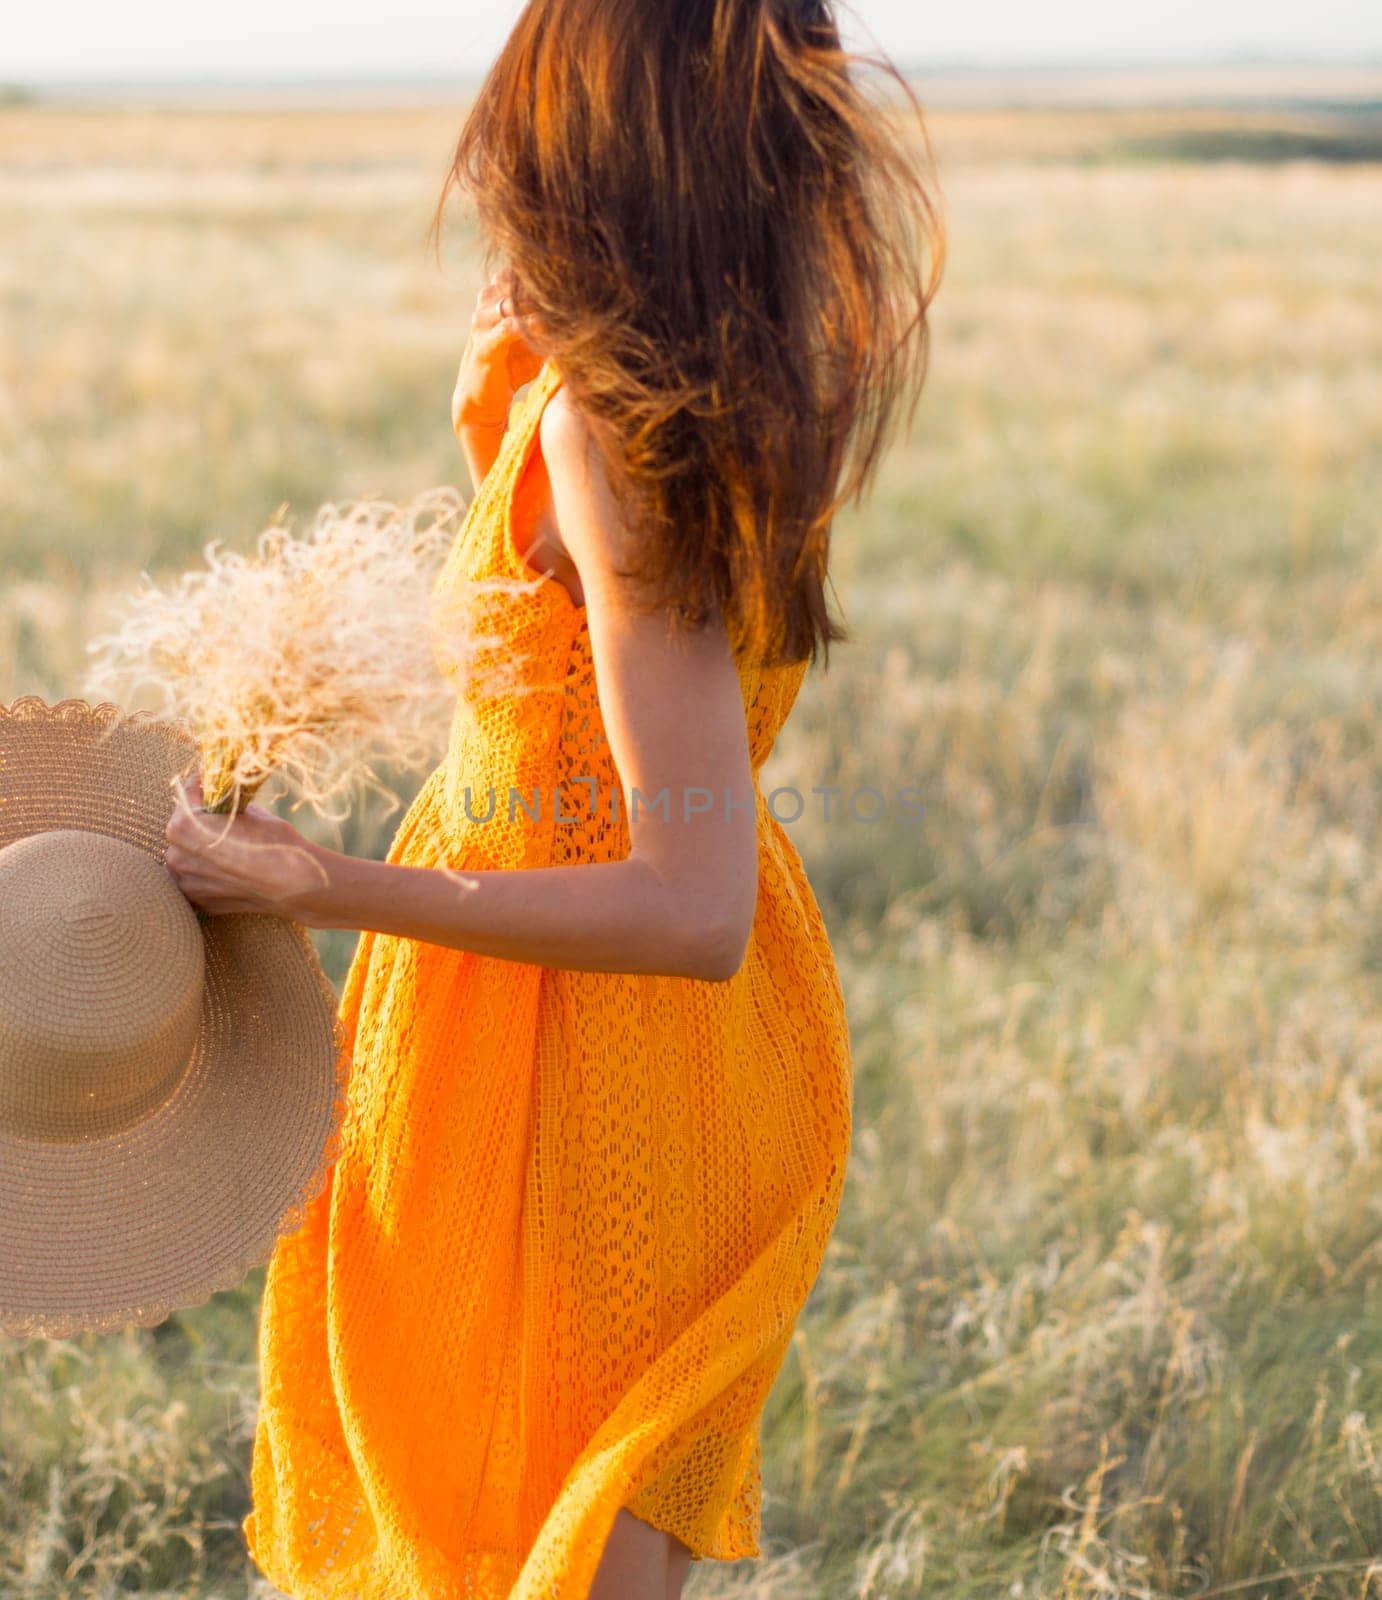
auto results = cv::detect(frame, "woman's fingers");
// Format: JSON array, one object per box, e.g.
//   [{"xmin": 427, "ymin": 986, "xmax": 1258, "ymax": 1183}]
[
  {"xmin": 167, "ymin": 804, "xmax": 228, "ymax": 851},
  {"xmin": 165, "ymin": 800, "xmax": 198, "ymax": 846},
  {"xmin": 480, "ymin": 270, "xmax": 541, "ymax": 341},
  {"xmin": 475, "ymin": 266, "xmax": 514, "ymax": 304},
  {"xmin": 178, "ymin": 884, "xmax": 262, "ymax": 915},
  {"xmin": 472, "ymin": 294, "xmax": 504, "ymax": 333},
  {"xmin": 475, "ymin": 269, "xmax": 520, "ymax": 327},
  {"xmin": 169, "ymin": 774, "xmax": 196, "ymax": 821},
  {"xmin": 473, "ymin": 294, "xmax": 522, "ymax": 339},
  {"xmin": 174, "ymin": 877, "xmax": 218, "ymax": 900},
  {"xmin": 473, "ymin": 308, "xmax": 516, "ymax": 344}
]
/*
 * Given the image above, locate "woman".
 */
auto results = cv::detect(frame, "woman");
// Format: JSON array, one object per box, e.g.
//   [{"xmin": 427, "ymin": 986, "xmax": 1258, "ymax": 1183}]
[{"xmin": 165, "ymin": 0, "xmax": 940, "ymax": 1594}]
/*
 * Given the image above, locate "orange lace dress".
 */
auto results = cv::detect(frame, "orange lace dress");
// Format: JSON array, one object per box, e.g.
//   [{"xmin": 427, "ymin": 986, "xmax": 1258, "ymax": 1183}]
[{"xmin": 242, "ymin": 356, "xmax": 854, "ymax": 1600}]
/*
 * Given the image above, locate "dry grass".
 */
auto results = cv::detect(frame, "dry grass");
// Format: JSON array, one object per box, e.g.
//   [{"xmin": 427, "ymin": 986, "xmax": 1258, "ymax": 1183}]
[
  {"xmin": 84, "ymin": 486, "xmax": 524, "ymax": 816},
  {"xmin": 2, "ymin": 84, "xmax": 1381, "ymax": 1597}
]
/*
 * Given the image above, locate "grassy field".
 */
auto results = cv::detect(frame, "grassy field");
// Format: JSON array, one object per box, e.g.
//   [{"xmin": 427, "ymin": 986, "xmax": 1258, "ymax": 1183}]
[{"xmin": 2, "ymin": 71, "xmax": 1381, "ymax": 1597}]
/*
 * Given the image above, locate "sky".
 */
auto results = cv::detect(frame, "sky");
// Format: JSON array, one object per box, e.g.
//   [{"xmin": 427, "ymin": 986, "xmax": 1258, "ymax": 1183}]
[{"xmin": 5, "ymin": 0, "xmax": 1379, "ymax": 84}]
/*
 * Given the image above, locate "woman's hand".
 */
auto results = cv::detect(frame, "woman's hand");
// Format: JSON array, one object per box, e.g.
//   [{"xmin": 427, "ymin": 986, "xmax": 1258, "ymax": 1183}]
[
  {"xmin": 164, "ymin": 774, "xmax": 337, "ymax": 924},
  {"xmin": 451, "ymin": 266, "xmax": 547, "ymax": 437}
]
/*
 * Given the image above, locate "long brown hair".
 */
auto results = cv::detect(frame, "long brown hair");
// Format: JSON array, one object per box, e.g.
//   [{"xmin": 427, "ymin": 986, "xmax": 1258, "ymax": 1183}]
[{"xmin": 433, "ymin": 0, "xmax": 944, "ymax": 668}]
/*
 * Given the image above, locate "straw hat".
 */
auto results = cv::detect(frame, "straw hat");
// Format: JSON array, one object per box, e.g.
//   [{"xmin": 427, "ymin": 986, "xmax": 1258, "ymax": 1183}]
[{"xmin": 0, "ymin": 695, "xmax": 346, "ymax": 1339}]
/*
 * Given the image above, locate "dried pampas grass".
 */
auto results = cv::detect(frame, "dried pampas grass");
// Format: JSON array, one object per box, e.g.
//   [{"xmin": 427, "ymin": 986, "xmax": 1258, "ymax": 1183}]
[{"xmin": 85, "ymin": 487, "xmax": 533, "ymax": 819}]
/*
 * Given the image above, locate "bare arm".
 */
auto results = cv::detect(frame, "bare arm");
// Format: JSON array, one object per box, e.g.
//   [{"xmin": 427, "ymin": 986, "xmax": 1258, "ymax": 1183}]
[
  {"xmin": 166, "ymin": 393, "xmax": 760, "ymax": 983},
  {"xmin": 454, "ymin": 415, "xmax": 510, "ymax": 499},
  {"xmin": 451, "ymin": 270, "xmax": 544, "ymax": 497}
]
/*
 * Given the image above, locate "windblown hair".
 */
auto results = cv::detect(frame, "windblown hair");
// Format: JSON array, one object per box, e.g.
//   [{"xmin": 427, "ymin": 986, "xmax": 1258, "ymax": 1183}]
[{"xmin": 433, "ymin": 0, "xmax": 944, "ymax": 668}]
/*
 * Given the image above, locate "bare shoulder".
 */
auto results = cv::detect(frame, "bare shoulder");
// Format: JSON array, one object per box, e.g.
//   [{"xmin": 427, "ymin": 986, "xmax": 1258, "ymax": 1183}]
[
  {"xmin": 538, "ymin": 382, "xmax": 588, "ymax": 454},
  {"xmin": 539, "ymin": 387, "xmax": 606, "ymax": 497},
  {"xmin": 538, "ymin": 383, "xmax": 646, "ymax": 597}
]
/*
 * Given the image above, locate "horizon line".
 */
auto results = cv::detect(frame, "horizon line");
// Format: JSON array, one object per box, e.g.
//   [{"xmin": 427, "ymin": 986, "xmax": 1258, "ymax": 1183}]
[{"xmin": 6, "ymin": 50, "xmax": 1382, "ymax": 94}]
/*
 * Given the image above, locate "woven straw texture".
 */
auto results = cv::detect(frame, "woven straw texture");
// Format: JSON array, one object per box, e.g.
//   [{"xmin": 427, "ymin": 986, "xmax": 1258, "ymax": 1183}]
[
  {"xmin": 243, "ymin": 358, "xmax": 855, "ymax": 1598},
  {"xmin": 0, "ymin": 697, "xmax": 347, "ymax": 1339}
]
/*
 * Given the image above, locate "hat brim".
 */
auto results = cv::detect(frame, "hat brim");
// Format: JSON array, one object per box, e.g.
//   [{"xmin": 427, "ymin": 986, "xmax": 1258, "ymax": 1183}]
[{"xmin": 0, "ymin": 697, "xmax": 347, "ymax": 1339}]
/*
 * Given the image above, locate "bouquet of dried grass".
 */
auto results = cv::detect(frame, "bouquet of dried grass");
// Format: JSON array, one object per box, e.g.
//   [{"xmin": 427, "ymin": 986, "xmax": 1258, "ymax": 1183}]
[{"xmin": 86, "ymin": 487, "xmax": 526, "ymax": 819}]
